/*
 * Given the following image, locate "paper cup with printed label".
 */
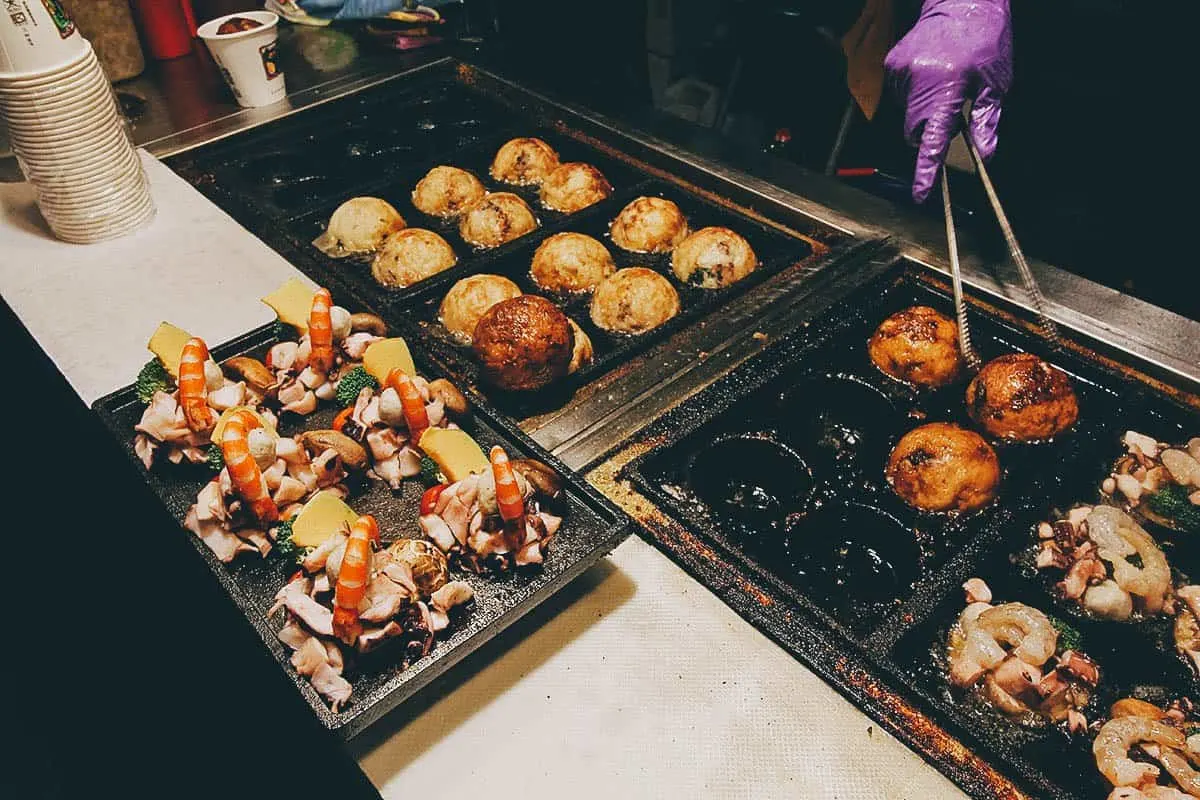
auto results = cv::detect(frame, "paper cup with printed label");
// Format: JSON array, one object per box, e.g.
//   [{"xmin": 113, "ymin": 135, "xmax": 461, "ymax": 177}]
[
  {"xmin": 0, "ymin": 0, "xmax": 87, "ymax": 76},
  {"xmin": 198, "ymin": 11, "xmax": 286, "ymax": 109}
]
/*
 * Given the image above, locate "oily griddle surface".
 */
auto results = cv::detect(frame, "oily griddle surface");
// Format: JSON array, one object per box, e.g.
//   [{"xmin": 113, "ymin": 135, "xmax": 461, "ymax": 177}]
[
  {"xmin": 620, "ymin": 265, "xmax": 1200, "ymax": 800},
  {"xmin": 167, "ymin": 69, "xmax": 821, "ymax": 421},
  {"xmin": 92, "ymin": 323, "xmax": 631, "ymax": 739}
]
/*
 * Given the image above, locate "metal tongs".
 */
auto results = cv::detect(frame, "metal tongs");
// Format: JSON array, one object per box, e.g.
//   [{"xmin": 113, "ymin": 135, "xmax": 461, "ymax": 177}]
[{"xmin": 941, "ymin": 131, "xmax": 1061, "ymax": 372}]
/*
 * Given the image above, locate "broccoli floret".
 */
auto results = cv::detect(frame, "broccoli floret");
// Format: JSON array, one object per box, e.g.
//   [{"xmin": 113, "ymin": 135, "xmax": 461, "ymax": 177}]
[
  {"xmin": 1147, "ymin": 484, "xmax": 1200, "ymax": 532},
  {"xmin": 135, "ymin": 359, "xmax": 171, "ymax": 404},
  {"xmin": 419, "ymin": 455, "xmax": 443, "ymax": 486},
  {"xmin": 1048, "ymin": 615, "xmax": 1083, "ymax": 652},
  {"xmin": 274, "ymin": 518, "xmax": 295, "ymax": 558},
  {"xmin": 205, "ymin": 444, "xmax": 225, "ymax": 472},
  {"xmin": 335, "ymin": 365, "xmax": 379, "ymax": 407}
]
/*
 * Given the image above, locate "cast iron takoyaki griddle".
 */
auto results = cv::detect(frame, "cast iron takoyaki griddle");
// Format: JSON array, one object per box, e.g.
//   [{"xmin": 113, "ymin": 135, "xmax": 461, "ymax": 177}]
[
  {"xmin": 392, "ymin": 178, "xmax": 814, "ymax": 415},
  {"xmin": 90, "ymin": 321, "xmax": 632, "ymax": 740},
  {"xmin": 617, "ymin": 262, "xmax": 1200, "ymax": 800},
  {"xmin": 166, "ymin": 61, "xmax": 841, "ymax": 422}
]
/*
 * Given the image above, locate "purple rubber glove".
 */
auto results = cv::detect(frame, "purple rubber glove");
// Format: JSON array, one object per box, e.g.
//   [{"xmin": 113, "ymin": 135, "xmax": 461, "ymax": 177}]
[{"xmin": 884, "ymin": 0, "xmax": 1012, "ymax": 203}]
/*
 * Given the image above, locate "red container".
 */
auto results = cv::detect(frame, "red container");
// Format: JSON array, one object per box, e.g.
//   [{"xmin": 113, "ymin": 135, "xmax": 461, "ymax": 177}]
[{"xmin": 131, "ymin": 0, "xmax": 195, "ymax": 60}]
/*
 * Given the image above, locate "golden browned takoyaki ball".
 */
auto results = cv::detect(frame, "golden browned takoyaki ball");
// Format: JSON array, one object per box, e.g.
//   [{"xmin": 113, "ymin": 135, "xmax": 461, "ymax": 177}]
[
  {"xmin": 317, "ymin": 196, "xmax": 405, "ymax": 256},
  {"xmin": 868, "ymin": 306, "xmax": 966, "ymax": 389},
  {"xmin": 966, "ymin": 353, "xmax": 1079, "ymax": 441},
  {"xmin": 438, "ymin": 274, "xmax": 523, "ymax": 344},
  {"xmin": 489, "ymin": 137, "xmax": 560, "ymax": 186},
  {"xmin": 886, "ymin": 422, "xmax": 1001, "ymax": 513},
  {"xmin": 370, "ymin": 228, "xmax": 456, "ymax": 288},
  {"xmin": 589, "ymin": 267, "xmax": 681, "ymax": 335},
  {"xmin": 530, "ymin": 232, "xmax": 616, "ymax": 294},
  {"xmin": 411, "ymin": 166, "xmax": 486, "ymax": 218},
  {"xmin": 539, "ymin": 162, "xmax": 613, "ymax": 213},
  {"xmin": 458, "ymin": 192, "xmax": 538, "ymax": 249},
  {"xmin": 670, "ymin": 226, "xmax": 757, "ymax": 289},
  {"xmin": 567, "ymin": 319, "xmax": 593, "ymax": 374},
  {"xmin": 609, "ymin": 196, "xmax": 689, "ymax": 253},
  {"xmin": 473, "ymin": 295, "xmax": 574, "ymax": 392}
]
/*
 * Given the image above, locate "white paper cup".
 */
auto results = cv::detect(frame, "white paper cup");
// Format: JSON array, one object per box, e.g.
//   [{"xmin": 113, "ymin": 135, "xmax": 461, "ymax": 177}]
[
  {"xmin": 21, "ymin": 146, "xmax": 141, "ymax": 187},
  {"xmin": 0, "ymin": 0, "xmax": 88, "ymax": 76},
  {"xmin": 0, "ymin": 61, "xmax": 109, "ymax": 103},
  {"xmin": 1, "ymin": 80, "xmax": 116, "ymax": 125},
  {"xmin": 198, "ymin": 11, "xmax": 286, "ymax": 109}
]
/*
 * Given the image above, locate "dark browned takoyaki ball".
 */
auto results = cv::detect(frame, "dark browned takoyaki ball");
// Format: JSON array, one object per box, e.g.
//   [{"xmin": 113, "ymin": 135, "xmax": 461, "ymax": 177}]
[
  {"xmin": 966, "ymin": 353, "xmax": 1079, "ymax": 441},
  {"xmin": 867, "ymin": 306, "xmax": 965, "ymax": 389},
  {"xmin": 886, "ymin": 422, "xmax": 1001, "ymax": 513}
]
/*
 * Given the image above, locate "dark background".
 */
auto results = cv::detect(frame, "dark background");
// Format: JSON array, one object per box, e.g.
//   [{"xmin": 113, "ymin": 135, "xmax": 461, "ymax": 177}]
[{"xmin": 486, "ymin": 0, "xmax": 1174, "ymax": 319}]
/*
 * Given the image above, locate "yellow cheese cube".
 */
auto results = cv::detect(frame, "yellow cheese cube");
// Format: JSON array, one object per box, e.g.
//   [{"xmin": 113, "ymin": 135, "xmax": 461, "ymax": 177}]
[
  {"xmin": 363, "ymin": 337, "xmax": 416, "ymax": 383},
  {"xmin": 262, "ymin": 277, "xmax": 316, "ymax": 333},
  {"xmin": 211, "ymin": 406, "xmax": 278, "ymax": 444},
  {"xmin": 290, "ymin": 490, "xmax": 360, "ymax": 548},
  {"xmin": 419, "ymin": 428, "xmax": 489, "ymax": 482},
  {"xmin": 147, "ymin": 321, "xmax": 194, "ymax": 379}
]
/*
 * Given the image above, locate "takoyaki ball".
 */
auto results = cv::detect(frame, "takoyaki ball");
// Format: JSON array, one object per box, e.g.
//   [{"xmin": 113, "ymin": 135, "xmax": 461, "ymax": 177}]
[
  {"xmin": 473, "ymin": 295, "xmax": 574, "ymax": 392},
  {"xmin": 539, "ymin": 163, "xmax": 613, "ymax": 213},
  {"xmin": 530, "ymin": 232, "xmax": 616, "ymax": 294},
  {"xmin": 371, "ymin": 228, "xmax": 456, "ymax": 288},
  {"xmin": 438, "ymin": 274, "xmax": 523, "ymax": 344},
  {"xmin": 670, "ymin": 226, "xmax": 757, "ymax": 289},
  {"xmin": 966, "ymin": 353, "xmax": 1079, "ymax": 441},
  {"xmin": 590, "ymin": 267, "xmax": 681, "ymax": 335},
  {"xmin": 412, "ymin": 166, "xmax": 486, "ymax": 218},
  {"xmin": 886, "ymin": 422, "xmax": 1001, "ymax": 513},
  {"xmin": 609, "ymin": 196, "xmax": 689, "ymax": 253},
  {"xmin": 458, "ymin": 192, "xmax": 538, "ymax": 249},
  {"xmin": 868, "ymin": 306, "xmax": 966, "ymax": 389},
  {"xmin": 567, "ymin": 319, "xmax": 593, "ymax": 374},
  {"xmin": 315, "ymin": 196, "xmax": 405, "ymax": 257},
  {"xmin": 490, "ymin": 137, "xmax": 561, "ymax": 186}
]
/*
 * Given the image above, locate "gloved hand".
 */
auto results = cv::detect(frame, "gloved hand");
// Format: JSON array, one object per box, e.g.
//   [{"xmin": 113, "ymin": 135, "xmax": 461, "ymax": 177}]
[
  {"xmin": 295, "ymin": 0, "xmax": 452, "ymax": 20},
  {"xmin": 884, "ymin": 0, "xmax": 1012, "ymax": 203}
]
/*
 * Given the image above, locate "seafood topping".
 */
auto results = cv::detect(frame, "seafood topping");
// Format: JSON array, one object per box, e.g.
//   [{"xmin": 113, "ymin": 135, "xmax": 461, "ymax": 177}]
[
  {"xmin": 418, "ymin": 448, "xmax": 562, "ymax": 573},
  {"xmin": 946, "ymin": 579, "xmax": 1097, "ymax": 727},
  {"xmin": 1105, "ymin": 431, "xmax": 1200, "ymax": 533},
  {"xmin": 270, "ymin": 514, "xmax": 474, "ymax": 711},
  {"xmin": 1035, "ymin": 505, "xmax": 1173, "ymax": 621},
  {"xmin": 1095, "ymin": 699, "xmax": 1200, "ymax": 798},
  {"xmin": 184, "ymin": 429, "xmax": 357, "ymax": 563}
]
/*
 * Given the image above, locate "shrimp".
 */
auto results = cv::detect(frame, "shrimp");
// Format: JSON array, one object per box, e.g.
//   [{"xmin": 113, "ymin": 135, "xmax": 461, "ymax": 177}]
[
  {"xmin": 309, "ymin": 288, "xmax": 335, "ymax": 375},
  {"xmin": 221, "ymin": 410, "xmax": 279, "ymax": 524},
  {"xmin": 1158, "ymin": 749, "xmax": 1200, "ymax": 797},
  {"xmin": 332, "ymin": 515, "xmax": 378, "ymax": 645},
  {"xmin": 386, "ymin": 369, "xmax": 429, "ymax": 442},
  {"xmin": 1094, "ymin": 716, "xmax": 1185, "ymax": 788},
  {"xmin": 1087, "ymin": 506, "xmax": 1171, "ymax": 614},
  {"xmin": 490, "ymin": 446, "xmax": 526, "ymax": 552},
  {"xmin": 179, "ymin": 337, "xmax": 216, "ymax": 432},
  {"xmin": 948, "ymin": 602, "xmax": 1057, "ymax": 687}
]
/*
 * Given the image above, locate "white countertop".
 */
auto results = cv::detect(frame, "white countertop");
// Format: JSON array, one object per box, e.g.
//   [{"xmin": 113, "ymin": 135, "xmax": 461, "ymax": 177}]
[{"xmin": 0, "ymin": 153, "xmax": 965, "ymax": 800}]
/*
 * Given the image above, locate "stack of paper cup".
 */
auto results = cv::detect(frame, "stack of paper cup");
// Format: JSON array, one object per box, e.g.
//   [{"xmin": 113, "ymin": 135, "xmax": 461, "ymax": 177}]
[{"xmin": 1, "ymin": 5, "xmax": 154, "ymax": 244}]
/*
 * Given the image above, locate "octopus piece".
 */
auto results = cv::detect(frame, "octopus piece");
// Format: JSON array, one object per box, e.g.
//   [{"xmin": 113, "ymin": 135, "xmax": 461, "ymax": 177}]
[
  {"xmin": 473, "ymin": 295, "xmax": 574, "ymax": 392},
  {"xmin": 538, "ymin": 162, "xmax": 612, "ymax": 213},
  {"xmin": 886, "ymin": 422, "xmax": 1000, "ymax": 513},
  {"xmin": 348, "ymin": 373, "xmax": 456, "ymax": 489},
  {"xmin": 438, "ymin": 274, "xmax": 523, "ymax": 345},
  {"xmin": 590, "ymin": 267, "xmax": 681, "ymax": 335},
  {"xmin": 966, "ymin": 353, "xmax": 1079, "ymax": 441},
  {"xmin": 609, "ymin": 196, "xmax": 689, "ymax": 253},
  {"xmin": 489, "ymin": 137, "xmax": 560, "ymax": 186},
  {"xmin": 371, "ymin": 228, "xmax": 456, "ymax": 289},
  {"xmin": 411, "ymin": 165, "xmax": 486, "ymax": 218},
  {"xmin": 567, "ymin": 319, "xmax": 593, "ymax": 374},
  {"xmin": 670, "ymin": 226, "xmax": 758, "ymax": 289},
  {"xmin": 867, "ymin": 306, "xmax": 966, "ymax": 389},
  {"xmin": 458, "ymin": 192, "xmax": 538, "ymax": 249},
  {"xmin": 313, "ymin": 196, "xmax": 405, "ymax": 257},
  {"xmin": 530, "ymin": 232, "xmax": 616, "ymax": 294}
]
